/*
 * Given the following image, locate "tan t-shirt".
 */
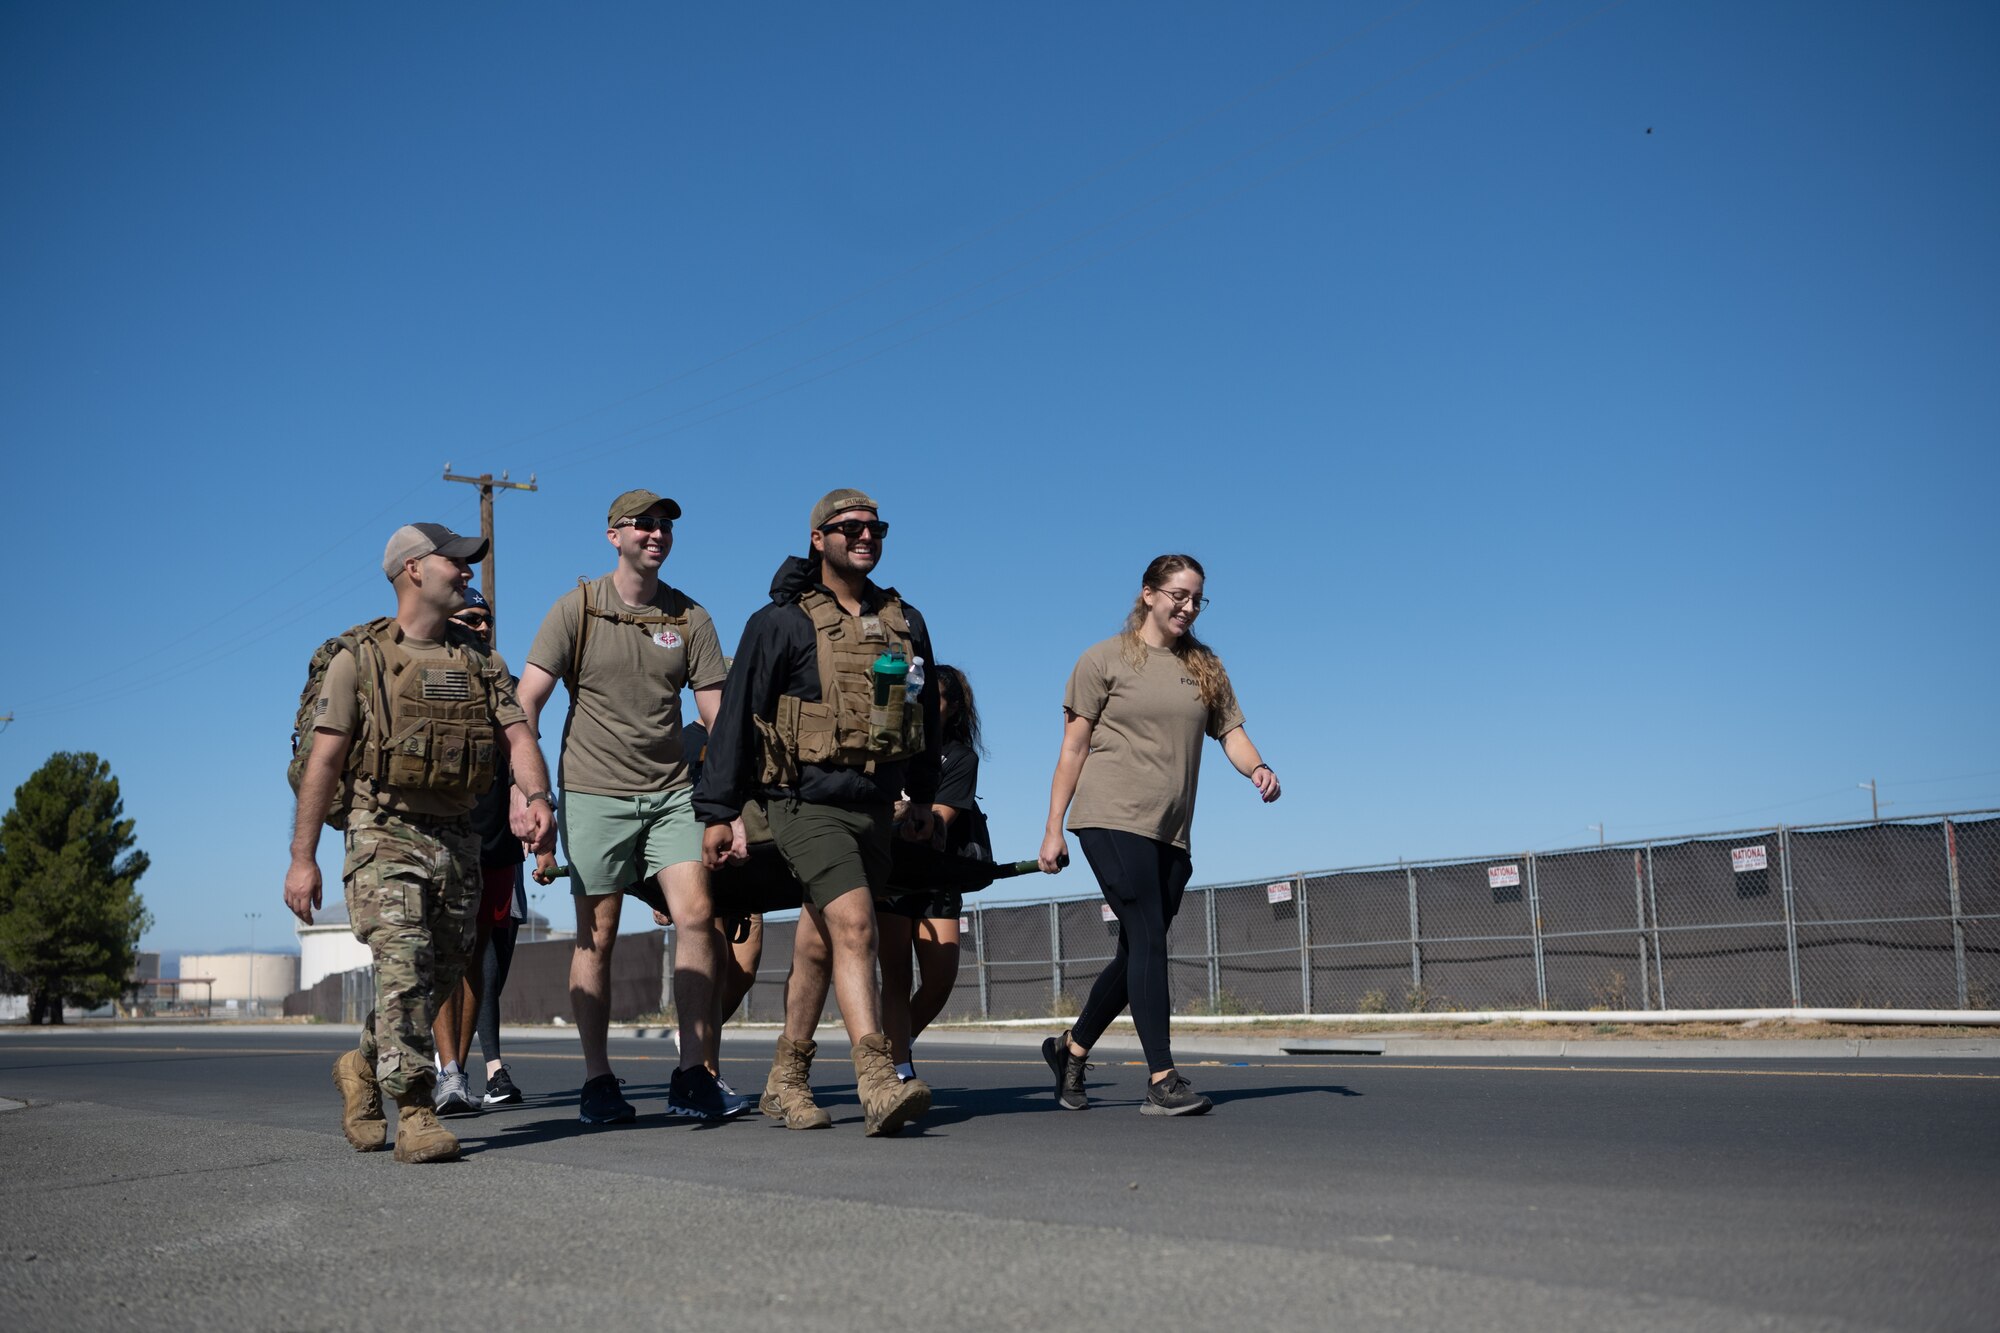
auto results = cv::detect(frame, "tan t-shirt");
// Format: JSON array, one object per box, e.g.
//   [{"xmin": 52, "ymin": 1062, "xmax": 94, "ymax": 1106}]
[
  {"xmin": 315, "ymin": 636, "xmax": 526, "ymax": 818},
  {"xmin": 1063, "ymin": 635, "xmax": 1245, "ymax": 851},
  {"xmin": 525, "ymin": 575, "xmax": 727, "ymax": 796}
]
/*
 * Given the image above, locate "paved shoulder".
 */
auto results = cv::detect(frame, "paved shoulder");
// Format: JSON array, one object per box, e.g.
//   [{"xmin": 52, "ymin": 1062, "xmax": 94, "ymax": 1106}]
[{"xmin": 0, "ymin": 1099, "xmax": 1874, "ymax": 1333}]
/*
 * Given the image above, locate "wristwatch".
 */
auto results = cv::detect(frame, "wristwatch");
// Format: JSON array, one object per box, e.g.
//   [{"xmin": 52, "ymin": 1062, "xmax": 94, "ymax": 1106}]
[{"xmin": 523, "ymin": 790, "xmax": 556, "ymax": 808}]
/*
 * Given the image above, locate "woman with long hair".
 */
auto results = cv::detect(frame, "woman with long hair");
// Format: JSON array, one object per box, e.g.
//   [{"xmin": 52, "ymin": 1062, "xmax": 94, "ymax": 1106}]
[
  {"xmin": 879, "ymin": 664, "xmax": 989, "ymax": 1082},
  {"xmin": 1037, "ymin": 555, "xmax": 1280, "ymax": 1115}
]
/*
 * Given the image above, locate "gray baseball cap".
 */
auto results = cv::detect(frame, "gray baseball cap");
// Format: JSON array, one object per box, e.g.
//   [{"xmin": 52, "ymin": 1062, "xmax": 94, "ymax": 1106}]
[{"xmin": 383, "ymin": 523, "xmax": 487, "ymax": 581}]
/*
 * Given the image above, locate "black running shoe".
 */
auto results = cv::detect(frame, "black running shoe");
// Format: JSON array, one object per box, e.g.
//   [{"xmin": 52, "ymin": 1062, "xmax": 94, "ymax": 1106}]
[
  {"xmin": 578, "ymin": 1073, "xmax": 636, "ymax": 1124},
  {"xmin": 1042, "ymin": 1029, "xmax": 1089, "ymax": 1111},
  {"xmin": 1141, "ymin": 1072, "xmax": 1212, "ymax": 1117},
  {"xmin": 665, "ymin": 1065, "xmax": 731, "ymax": 1122},
  {"xmin": 482, "ymin": 1065, "xmax": 523, "ymax": 1107}
]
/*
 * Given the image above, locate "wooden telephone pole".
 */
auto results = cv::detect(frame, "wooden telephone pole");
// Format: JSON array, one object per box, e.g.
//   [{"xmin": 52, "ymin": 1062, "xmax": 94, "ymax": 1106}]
[{"xmin": 442, "ymin": 465, "xmax": 538, "ymax": 632}]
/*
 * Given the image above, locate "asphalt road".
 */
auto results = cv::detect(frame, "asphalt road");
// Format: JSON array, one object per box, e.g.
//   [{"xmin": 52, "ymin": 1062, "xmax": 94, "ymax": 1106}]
[{"xmin": 2, "ymin": 1026, "xmax": 1996, "ymax": 1332}]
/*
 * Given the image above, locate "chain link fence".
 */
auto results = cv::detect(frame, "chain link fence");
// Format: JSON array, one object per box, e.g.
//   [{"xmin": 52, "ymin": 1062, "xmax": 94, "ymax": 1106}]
[
  {"xmin": 287, "ymin": 810, "xmax": 1999, "ymax": 1022},
  {"xmin": 896, "ymin": 810, "xmax": 1999, "ymax": 1018}
]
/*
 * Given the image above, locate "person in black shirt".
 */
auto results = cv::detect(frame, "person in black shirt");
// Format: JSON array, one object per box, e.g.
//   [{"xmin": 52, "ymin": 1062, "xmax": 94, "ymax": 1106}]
[
  {"xmin": 878, "ymin": 665, "xmax": 989, "ymax": 1081},
  {"xmin": 429, "ymin": 589, "xmax": 530, "ymax": 1112}
]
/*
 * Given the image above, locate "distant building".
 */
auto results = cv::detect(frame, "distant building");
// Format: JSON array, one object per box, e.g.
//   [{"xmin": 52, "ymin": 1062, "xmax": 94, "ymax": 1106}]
[
  {"xmin": 177, "ymin": 953, "xmax": 299, "ymax": 1018},
  {"xmin": 296, "ymin": 899, "xmax": 553, "ymax": 991}
]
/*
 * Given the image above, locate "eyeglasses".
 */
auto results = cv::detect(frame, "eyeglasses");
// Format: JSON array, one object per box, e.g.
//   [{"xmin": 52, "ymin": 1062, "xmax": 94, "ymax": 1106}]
[
  {"xmin": 820, "ymin": 519, "xmax": 890, "ymax": 541},
  {"xmin": 453, "ymin": 614, "xmax": 491, "ymax": 630},
  {"xmin": 617, "ymin": 516, "xmax": 674, "ymax": 533},
  {"xmin": 1152, "ymin": 587, "xmax": 1210, "ymax": 612}
]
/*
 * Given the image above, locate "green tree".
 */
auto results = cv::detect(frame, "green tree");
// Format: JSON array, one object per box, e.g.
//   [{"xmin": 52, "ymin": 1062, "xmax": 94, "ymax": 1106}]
[{"xmin": 0, "ymin": 752, "xmax": 152, "ymax": 1024}]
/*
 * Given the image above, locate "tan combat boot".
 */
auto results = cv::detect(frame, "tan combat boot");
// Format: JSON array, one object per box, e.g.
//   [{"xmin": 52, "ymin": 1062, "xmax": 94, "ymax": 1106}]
[
  {"xmin": 759, "ymin": 1035, "xmax": 832, "ymax": 1130},
  {"xmin": 391, "ymin": 1096, "xmax": 462, "ymax": 1164},
  {"xmin": 331, "ymin": 1048, "xmax": 386, "ymax": 1152},
  {"xmin": 852, "ymin": 1032, "xmax": 930, "ymax": 1137}
]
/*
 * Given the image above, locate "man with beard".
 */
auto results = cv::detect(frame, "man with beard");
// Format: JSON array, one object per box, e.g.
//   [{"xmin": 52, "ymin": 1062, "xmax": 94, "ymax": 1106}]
[{"xmin": 694, "ymin": 489, "xmax": 941, "ymax": 1136}]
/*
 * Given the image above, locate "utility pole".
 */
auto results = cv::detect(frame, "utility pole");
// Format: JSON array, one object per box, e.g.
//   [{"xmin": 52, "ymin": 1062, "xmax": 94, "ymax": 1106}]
[
  {"xmin": 442, "ymin": 464, "xmax": 538, "ymax": 632},
  {"xmin": 0, "ymin": 712, "xmax": 12, "ymax": 733},
  {"xmin": 1587, "ymin": 823, "xmax": 1605, "ymax": 846},
  {"xmin": 1860, "ymin": 779, "xmax": 1879, "ymax": 822}
]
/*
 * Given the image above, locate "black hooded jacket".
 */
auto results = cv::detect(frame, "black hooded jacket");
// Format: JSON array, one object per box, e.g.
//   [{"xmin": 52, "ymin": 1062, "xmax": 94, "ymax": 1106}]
[{"xmin": 692, "ymin": 554, "xmax": 940, "ymax": 823}]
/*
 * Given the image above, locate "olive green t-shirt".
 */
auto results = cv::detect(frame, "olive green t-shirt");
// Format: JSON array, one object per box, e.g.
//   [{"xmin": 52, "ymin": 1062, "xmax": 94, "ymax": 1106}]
[
  {"xmin": 525, "ymin": 575, "xmax": 727, "ymax": 796},
  {"xmin": 1063, "ymin": 635, "xmax": 1245, "ymax": 851},
  {"xmin": 315, "ymin": 636, "xmax": 526, "ymax": 818}
]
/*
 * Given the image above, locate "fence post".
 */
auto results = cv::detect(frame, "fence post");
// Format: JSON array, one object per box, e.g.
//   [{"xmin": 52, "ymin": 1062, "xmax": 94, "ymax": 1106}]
[
  {"xmin": 1646, "ymin": 845, "xmax": 1667, "ymax": 1009},
  {"xmin": 660, "ymin": 926, "xmax": 676, "ymax": 1020},
  {"xmin": 1205, "ymin": 886, "xmax": 1220, "ymax": 1012},
  {"xmin": 975, "ymin": 902, "xmax": 990, "ymax": 1019},
  {"xmin": 1779, "ymin": 826, "xmax": 1802, "ymax": 1007},
  {"xmin": 1946, "ymin": 819, "xmax": 1969, "ymax": 1009},
  {"xmin": 1406, "ymin": 864, "xmax": 1422, "ymax": 994},
  {"xmin": 1049, "ymin": 901, "xmax": 1063, "ymax": 1012},
  {"xmin": 1292, "ymin": 874, "xmax": 1311, "ymax": 1014},
  {"xmin": 1632, "ymin": 849, "xmax": 1652, "ymax": 1010},
  {"xmin": 1527, "ymin": 853, "xmax": 1548, "ymax": 1008}
]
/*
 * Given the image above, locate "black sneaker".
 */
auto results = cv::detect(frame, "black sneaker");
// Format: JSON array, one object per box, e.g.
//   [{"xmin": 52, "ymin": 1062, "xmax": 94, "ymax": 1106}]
[
  {"xmin": 1141, "ymin": 1072, "xmax": 1212, "ymax": 1117},
  {"xmin": 1042, "ymin": 1029, "xmax": 1089, "ymax": 1111},
  {"xmin": 578, "ymin": 1073, "xmax": 635, "ymax": 1124},
  {"xmin": 482, "ymin": 1065, "xmax": 523, "ymax": 1107},
  {"xmin": 666, "ymin": 1065, "xmax": 730, "ymax": 1121}
]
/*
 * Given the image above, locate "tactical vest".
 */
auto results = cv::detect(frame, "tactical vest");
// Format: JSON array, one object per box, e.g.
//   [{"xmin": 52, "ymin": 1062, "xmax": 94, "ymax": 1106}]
[
  {"xmin": 349, "ymin": 620, "xmax": 501, "ymax": 818},
  {"xmin": 755, "ymin": 589, "xmax": 924, "ymax": 784}
]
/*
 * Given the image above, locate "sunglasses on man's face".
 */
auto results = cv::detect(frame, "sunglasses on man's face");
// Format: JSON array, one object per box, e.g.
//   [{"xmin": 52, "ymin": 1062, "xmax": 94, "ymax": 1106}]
[
  {"xmin": 454, "ymin": 614, "xmax": 491, "ymax": 630},
  {"xmin": 820, "ymin": 519, "xmax": 889, "ymax": 541},
  {"xmin": 617, "ymin": 516, "xmax": 674, "ymax": 534}
]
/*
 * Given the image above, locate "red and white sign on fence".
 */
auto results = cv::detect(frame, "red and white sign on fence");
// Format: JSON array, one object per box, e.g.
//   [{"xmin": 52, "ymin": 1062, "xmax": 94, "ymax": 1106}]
[
  {"xmin": 1488, "ymin": 864, "xmax": 1522, "ymax": 889},
  {"xmin": 1101, "ymin": 903, "xmax": 1117, "ymax": 923},
  {"xmin": 1267, "ymin": 882, "xmax": 1294, "ymax": 904},
  {"xmin": 1732, "ymin": 845, "xmax": 1769, "ymax": 873}
]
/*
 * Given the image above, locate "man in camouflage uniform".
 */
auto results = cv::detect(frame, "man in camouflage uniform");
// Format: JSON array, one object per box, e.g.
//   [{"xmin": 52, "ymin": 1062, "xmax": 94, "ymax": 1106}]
[{"xmin": 284, "ymin": 522, "xmax": 555, "ymax": 1163}]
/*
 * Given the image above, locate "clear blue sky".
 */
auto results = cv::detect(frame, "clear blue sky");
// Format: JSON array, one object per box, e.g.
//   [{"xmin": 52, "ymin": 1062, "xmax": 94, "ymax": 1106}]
[{"xmin": 3, "ymin": 2, "xmax": 1995, "ymax": 958}]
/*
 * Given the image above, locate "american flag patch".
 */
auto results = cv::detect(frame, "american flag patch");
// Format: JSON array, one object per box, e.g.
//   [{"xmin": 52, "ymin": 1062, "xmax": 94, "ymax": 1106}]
[{"xmin": 422, "ymin": 668, "xmax": 471, "ymax": 701}]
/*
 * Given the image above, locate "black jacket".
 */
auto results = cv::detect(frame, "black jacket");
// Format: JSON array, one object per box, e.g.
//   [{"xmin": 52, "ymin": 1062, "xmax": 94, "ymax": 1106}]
[{"xmin": 693, "ymin": 555, "xmax": 941, "ymax": 823}]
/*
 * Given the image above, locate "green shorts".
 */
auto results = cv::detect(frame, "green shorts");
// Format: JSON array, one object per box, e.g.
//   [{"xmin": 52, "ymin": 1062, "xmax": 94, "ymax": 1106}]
[
  {"xmin": 767, "ymin": 799, "xmax": 894, "ymax": 913},
  {"xmin": 559, "ymin": 787, "xmax": 701, "ymax": 897}
]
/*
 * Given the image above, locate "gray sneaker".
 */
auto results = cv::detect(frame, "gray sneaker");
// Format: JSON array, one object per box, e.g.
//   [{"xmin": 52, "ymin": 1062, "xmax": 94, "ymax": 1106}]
[{"xmin": 434, "ymin": 1069, "xmax": 478, "ymax": 1117}]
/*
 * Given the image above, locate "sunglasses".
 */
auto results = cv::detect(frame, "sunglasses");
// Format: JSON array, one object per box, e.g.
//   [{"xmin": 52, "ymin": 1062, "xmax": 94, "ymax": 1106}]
[
  {"xmin": 617, "ymin": 516, "xmax": 674, "ymax": 533},
  {"xmin": 820, "ymin": 519, "xmax": 889, "ymax": 541},
  {"xmin": 453, "ymin": 614, "xmax": 491, "ymax": 629}
]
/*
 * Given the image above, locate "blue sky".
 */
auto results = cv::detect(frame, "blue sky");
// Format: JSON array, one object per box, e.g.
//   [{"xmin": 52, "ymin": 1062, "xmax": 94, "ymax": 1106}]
[{"xmin": 3, "ymin": 2, "xmax": 1995, "ymax": 958}]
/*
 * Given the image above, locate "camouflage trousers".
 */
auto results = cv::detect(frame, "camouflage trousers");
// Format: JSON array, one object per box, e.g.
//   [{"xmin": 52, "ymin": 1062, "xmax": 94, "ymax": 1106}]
[{"xmin": 342, "ymin": 809, "xmax": 480, "ymax": 1102}]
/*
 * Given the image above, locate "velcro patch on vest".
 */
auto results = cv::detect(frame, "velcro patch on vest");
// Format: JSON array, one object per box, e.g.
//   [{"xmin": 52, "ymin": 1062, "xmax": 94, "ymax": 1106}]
[
  {"xmin": 421, "ymin": 668, "xmax": 472, "ymax": 701},
  {"xmin": 860, "ymin": 616, "xmax": 887, "ymax": 642}
]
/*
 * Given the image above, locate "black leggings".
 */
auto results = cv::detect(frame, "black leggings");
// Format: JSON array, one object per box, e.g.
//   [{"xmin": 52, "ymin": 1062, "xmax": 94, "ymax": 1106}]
[
  {"xmin": 476, "ymin": 919, "xmax": 519, "ymax": 1068},
  {"xmin": 1070, "ymin": 828, "xmax": 1193, "ymax": 1074}
]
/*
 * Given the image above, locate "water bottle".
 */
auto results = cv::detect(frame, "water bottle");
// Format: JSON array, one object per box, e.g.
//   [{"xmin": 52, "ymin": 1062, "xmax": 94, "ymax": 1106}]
[
  {"xmin": 870, "ymin": 650, "xmax": 908, "ymax": 748},
  {"xmin": 905, "ymin": 655, "xmax": 925, "ymax": 701}
]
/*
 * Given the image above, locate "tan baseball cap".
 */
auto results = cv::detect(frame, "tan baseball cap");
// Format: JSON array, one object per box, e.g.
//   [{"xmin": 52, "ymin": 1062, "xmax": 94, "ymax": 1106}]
[
  {"xmin": 608, "ymin": 489, "xmax": 682, "ymax": 525},
  {"xmin": 383, "ymin": 523, "xmax": 487, "ymax": 581},
  {"xmin": 810, "ymin": 488, "xmax": 878, "ymax": 530}
]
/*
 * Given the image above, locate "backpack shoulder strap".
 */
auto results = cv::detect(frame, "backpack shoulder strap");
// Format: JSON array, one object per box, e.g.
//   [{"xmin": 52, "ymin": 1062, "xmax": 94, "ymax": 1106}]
[{"xmin": 568, "ymin": 578, "xmax": 592, "ymax": 691}]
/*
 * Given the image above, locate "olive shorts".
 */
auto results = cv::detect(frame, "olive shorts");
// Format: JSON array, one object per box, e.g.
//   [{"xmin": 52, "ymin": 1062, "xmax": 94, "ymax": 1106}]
[
  {"xmin": 559, "ymin": 787, "xmax": 702, "ymax": 896},
  {"xmin": 767, "ymin": 799, "xmax": 895, "ymax": 912}
]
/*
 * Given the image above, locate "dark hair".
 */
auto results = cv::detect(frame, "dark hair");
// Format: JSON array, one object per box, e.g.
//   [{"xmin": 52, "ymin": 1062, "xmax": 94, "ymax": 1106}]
[
  {"xmin": 933, "ymin": 664, "xmax": 982, "ymax": 754},
  {"xmin": 1121, "ymin": 553, "xmax": 1233, "ymax": 714}
]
